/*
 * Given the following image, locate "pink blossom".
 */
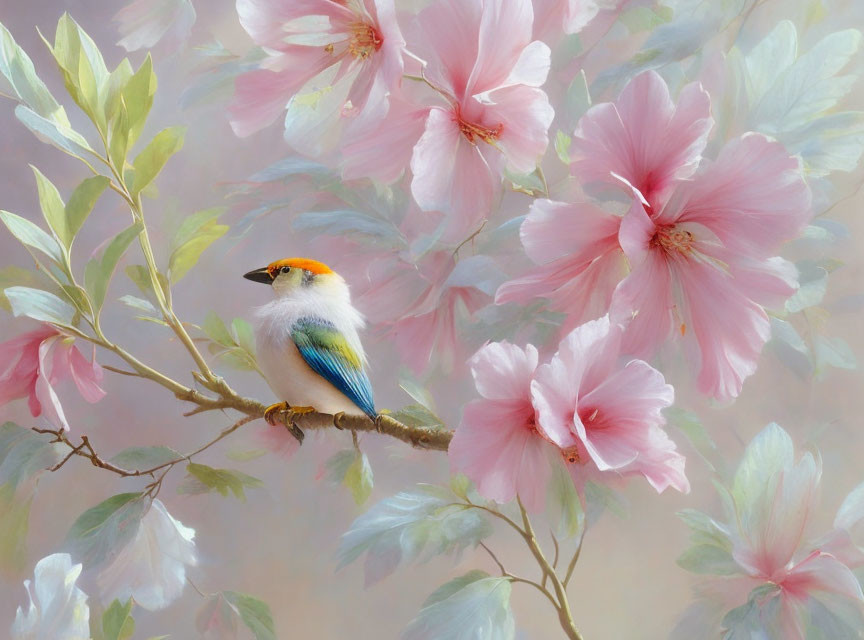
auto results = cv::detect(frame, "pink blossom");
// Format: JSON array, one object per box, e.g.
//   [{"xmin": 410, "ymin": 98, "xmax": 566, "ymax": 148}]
[
  {"xmin": 448, "ymin": 341, "xmax": 557, "ymax": 511},
  {"xmin": 0, "ymin": 326, "xmax": 106, "ymax": 431},
  {"xmin": 408, "ymin": 0, "xmax": 554, "ymax": 231},
  {"xmin": 388, "ymin": 253, "xmax": 493, "ymax": 373},
  {"xmin": 494, "ymin": 197, "xmax": 625, "ymax": 331},
  {"xmin": 678, "ymin": 424, "xmax": 864, "ymax": 638},
  {"xmin": 230, "ymin": 0, "xmax": 405, "ymax": 137},
  {"xmin": 530, "ymin": 316, "xmax": 688, "ymax": 494},
  {"xmin": 572, "ymin": 70, "xmax": 713, "ymax": 209},
  {"xmin": 615, "ymin": 133, "xmax": 811, "ymax": 400}
]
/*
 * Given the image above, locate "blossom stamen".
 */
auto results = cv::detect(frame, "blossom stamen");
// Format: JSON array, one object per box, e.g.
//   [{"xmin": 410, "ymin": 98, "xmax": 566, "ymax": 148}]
[
  {"xmin": 562, "ymin": 445, "xmax": 582, "ymax": 464},
  {"xmin": 347, "ymin": 22, "xmax": 382, "ymax": 59},
  {"xmin": 455, "ymin": 108, "xmax": 503, "ymax": 145},
  {"xmin": 652, "ymin": 225, "xmax": 694, "ymax": 255}
]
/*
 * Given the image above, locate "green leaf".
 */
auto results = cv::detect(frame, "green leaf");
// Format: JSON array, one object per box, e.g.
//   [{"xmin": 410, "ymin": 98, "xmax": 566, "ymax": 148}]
[
  {"xmin": 31, "ymin": 166, "xmax": 68, "ymax": 248},
  {"xmin": 404, "ymin": 572, "xmax": 514, "ymax": 640},
  {"xmin": 664, "ymin": 406, "xmax": 724, "ymax": 475},
  {"xmin": 196, "ymin": 593, "xmax": 239, "ymax": 638},
  {"xmin": 130, "ymin": 126, "xmax": 185, "ymax": 198},
  {"xmin": 109, "ymin": 446, "xmax": 181, "ymax": 471},
  {"xmin": 0, "ymin": 266, "xmax": 43, "ymax": 312},
  {"xmin": 15, "ymin": 104, "xmax": 95, "ymax": 158},
  {"xmin": 102, "ymin": 599, "xmax": 135, "ymax": 640},
  {"xmin": 677, "ymin": 508, "xmax": 732, "ymax": 550},
  {"xmin": 104, "ymin": 58, "xmax": 133, "ymax": 123},
  {"xmin": 547, "ymin": 457, "xmax": 584, "ymax": 539},
  {"xmin": 0, "ymin": 22, "xmax": 68, "ymax": 122},
  {"xmin": 398, "ymin": 372, "xmax": 437, "ymax": 412},
  {"xmin": 222, "ymin": 591, "xmax": 276, "ymax": 640},
  {"xmin": 48, "ymin": 14, "xmax": 110, "ymax": 133},
  {"xmin": 168, "ymin": 209, "xmax": 228, "ymax": 283},
  {"xmin": 814, "ymin": 335, "xmax": 857, "ymax": 375},
  {"xmin": 676, "ymin": 544, "xmax": 740, "ymax": 575},
  {"xmin": 338, "ymin": 484, "xmax": 493, "ymax": 584},
  {"xmin": 85, "ymin": 222, "xmax": 143, "ymax": 312},
  {"xmin": 343, "ymin": 450, "xmax": 373, "ymax": 506},
  {"xmin": 554, "ymin": 130, "xmax": 572, "ymax": 164},
  {"xmin": 0, "ymin": 423, "xmax": 64, "ymax": 573},
  {"xmin": 5, "ymin": 286, "xmax": 76, "ymax": 325},
  {"xmin": 202, "ymin": 311, "xmax": 234, "ymax": 346},
  {"xmin": 65, "ymin": 175, "xmax": 110, "ymax": 245},
  {"xmin": 123, "ymin": 55, "xmax": 157, "ymax": 149},
  {"xmin": 389, "ymin": 404, "xmax": 446, "ymax": 430},
  {"xmin": 231, "ymin": 317, "xmax": 256, "ymax": 354},
  {"xmin": 0, "ymin": 209, "xmax": 64, "ymax": 264},
  {"xmin": 179, "ymin": 463, "xmax": 263, "ymax": 500},
  {"xmin": 65, "ymin": 492, "xmax": 148, "ymax": 566},
  {"xmin": 0, "ymin": 486, "xmax": 32, "ymax": 574}
]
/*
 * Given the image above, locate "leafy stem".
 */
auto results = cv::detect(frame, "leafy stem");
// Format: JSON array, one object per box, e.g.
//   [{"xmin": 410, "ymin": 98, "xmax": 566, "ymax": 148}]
[{"xmin": 462, "ymin": 499, "xmax": 585, "ymax": 640}]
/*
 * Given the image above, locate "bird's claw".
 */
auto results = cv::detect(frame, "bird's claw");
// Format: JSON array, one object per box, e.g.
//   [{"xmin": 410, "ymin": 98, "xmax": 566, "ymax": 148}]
[
  {"xmin": 264, "ymin": 403, "xmax": 315, "ymax": 444},
  {"xmin": 333, "ymin": 412, "xmax": 346, "ymax": 430},
  {"xmin": 263, "ymin": 402, "xmax": 316, "ymax": 426}
]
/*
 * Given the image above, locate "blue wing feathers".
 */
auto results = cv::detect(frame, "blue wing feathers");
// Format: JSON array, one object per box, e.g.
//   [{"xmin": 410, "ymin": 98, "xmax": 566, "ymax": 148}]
[{"xmin": 292, "ymin": 318, "xmax": 376, "ymax": 419}]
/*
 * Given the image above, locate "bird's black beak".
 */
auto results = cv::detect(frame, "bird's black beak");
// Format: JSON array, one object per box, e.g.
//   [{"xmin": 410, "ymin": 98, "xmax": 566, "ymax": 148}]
[{"xmin": 243, "ymin": 267, "xmax": 273, "ymax": 285}]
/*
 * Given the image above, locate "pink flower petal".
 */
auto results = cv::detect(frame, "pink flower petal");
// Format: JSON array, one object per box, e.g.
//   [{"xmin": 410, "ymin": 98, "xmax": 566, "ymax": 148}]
[
  {"xmin": 572, "ymin": 71, "xmax": 712, "ymax": 208},
  {"xmin": 469, "ymin": 342, "xmax": 539, "ymax": 401},
  {"xmin": 520, "ymin": 199, "xmax": 621, "ymax": 265},
  {"xmin": 466, "ymin": 0, "xmax": 535, "ymax": 94},
  {"xmin": 341, "ymin": 99, "xmax": 429, "ymax": 183},
  {"xmin": 482, "ymin": 85, "xmax": 554, "ymax": 174},
  {"xmin": 658, "ymin": 133, "xmax": 811, "ymax": 257},
  {"xmin": 34, "ymin": 336, "xmax": 70, "ymax": 432},
  {"xmin": 449, "ymin": 398, "xmax": 553, "ymax": 511},
  {"xmin": 67, "ymin": 345, "xmax": 107, "ymax": 404},
  {"xmin": 784, "ymin": 552, "xmax": 864, "ymax": 602},
  {"xmin": 410, "ymin": 107, "xmax": 498, "ymax": 223}
]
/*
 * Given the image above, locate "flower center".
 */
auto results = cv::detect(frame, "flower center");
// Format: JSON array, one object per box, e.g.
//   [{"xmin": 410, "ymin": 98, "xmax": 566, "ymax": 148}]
[
  {"xmin": 347, "ymin": 22, "xmax": 382, "ymax": 59},
  {"xmin": 561, "ymin": 445, "xmax": 582, "ymax": 464},
  {"xmin": 455, "ymin": 108, "xmax": 503, "ymax": 145},
  {"xmin": 651, "ymin": 225, "xmax": 694, "ymax": 255}
]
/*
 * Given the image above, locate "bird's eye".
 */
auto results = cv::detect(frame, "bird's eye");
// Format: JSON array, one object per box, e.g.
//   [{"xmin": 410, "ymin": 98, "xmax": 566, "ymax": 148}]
[{"xmin": 280, "ymin": 266, "xmax": 291, "ymax": 274}]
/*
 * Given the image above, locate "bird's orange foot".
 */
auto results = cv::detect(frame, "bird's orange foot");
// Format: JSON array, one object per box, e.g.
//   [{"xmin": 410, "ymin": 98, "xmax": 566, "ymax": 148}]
[{"xmin": 263, "ymin": 402, "xmax": 316, "ymax": 426}]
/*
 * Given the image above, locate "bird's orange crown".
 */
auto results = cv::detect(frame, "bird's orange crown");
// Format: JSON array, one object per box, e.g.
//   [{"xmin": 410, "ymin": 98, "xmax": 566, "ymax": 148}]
[{"xmin": 266, "ymin": 257, "xmax": 334, "ymax": 278}]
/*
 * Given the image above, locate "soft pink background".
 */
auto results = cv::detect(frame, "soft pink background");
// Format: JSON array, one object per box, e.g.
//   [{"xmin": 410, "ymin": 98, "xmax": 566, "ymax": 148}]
[{"xmin": 0, "ymin": 1, "xmax": 862, "ymax": 638}]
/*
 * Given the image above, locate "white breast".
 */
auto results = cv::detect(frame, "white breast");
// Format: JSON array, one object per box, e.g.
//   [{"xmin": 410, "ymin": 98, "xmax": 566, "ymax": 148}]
[
  {"xmin": 252, "ymin": 282, "xmax": 369, "ymax": 417},
  {"xmin": 255, "ymin": 328, "xmax": 366, "ymax": 416}
]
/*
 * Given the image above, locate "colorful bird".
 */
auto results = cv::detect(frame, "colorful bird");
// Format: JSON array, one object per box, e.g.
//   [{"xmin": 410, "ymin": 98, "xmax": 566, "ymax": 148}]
[{"xmin": 243, "ymin": 258, "xmax": 376, "ymax": 442}]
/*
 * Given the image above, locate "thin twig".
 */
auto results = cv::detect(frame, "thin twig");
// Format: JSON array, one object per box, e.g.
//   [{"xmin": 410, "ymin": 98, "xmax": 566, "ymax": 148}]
[
  {"xmin": 479, "ymin": 541, "xmax": 507, "ymax": 576},
  {"xmin": 562, "ymin": 528, "xmax": 587, "ymax": 588}
]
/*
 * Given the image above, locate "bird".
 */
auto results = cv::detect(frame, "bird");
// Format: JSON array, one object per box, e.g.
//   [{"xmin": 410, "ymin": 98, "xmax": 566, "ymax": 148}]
[{"xmin": 243, "ymin": 257, "xmax": 376, "ymax": 443}]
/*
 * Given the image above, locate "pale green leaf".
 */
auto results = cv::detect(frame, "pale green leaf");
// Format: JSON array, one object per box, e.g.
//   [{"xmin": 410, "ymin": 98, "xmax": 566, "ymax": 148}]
[
  {"xmin": 84, "ymin": 222, "xmax": 143, "ymax": 312},
  {"xmin": 554, "ymin": 130, "xmax": 572, "ymax": 164},
  {"xmin": 547, "ymin": 457, "xmax": 584, "ymax": 539},
  {"xmin": 65, "ymin": 175, "xmax": 110, "ymax": 245},
  {"xmin": 178, "ymin": 463, "xmax": 263, "ymax": 501},
  {"xmin": 338, "ymin": 485, "xmax": 492, "ymax": 584},
  {"xmin": 0, "ymin": 22, "xmax": 68, "ymax": 123},
  {"xmin": 398, "ymin": 372, "xmax": 437, "ymax": 412},
  {"xmin": 231, "ymin": 317, "xmax": 256, "ymax": 355},
  {"xmin": 102, "ymin": 599, "xmax": 135, "ymax": 640},
  {"xmin": 65, "ymin": 492, "xmax": 148, "ymax": 566},
  {"xmin": 5, "ymin": 286, "xmax": 76, "ymax": 325},
  {"xmin": 389, "ymin": 404, "xmax": 446, "ymax": 430},
  {"xmin": 0, "ymin": 266, "xmax": 43, "ymax": 312},
  {"xmin": 786, "ymin": 262, "xmax": 829, "ymax": 313},
  {"xmin": 677, "ymin": 544, "xmax": 740, "ymax": 575},
  {"xmin": 104, "ymin": 58, "xmax": 133, "ymax": 123},
  {"xmin": 404, "ymin": 573, "xmax": 514, "ymax": 640},
  {"xmin": 0, "ymin": 423, "xmax": 65, "ymax": 573},
  {"xmin": 222, "ymin": 591, "xmax": 276, "ymax": 640},
  {"xmin": 31, "ymin": 166, "xmax": 68, "ymax": 248},
  {"xmin": 343, "ymin": 450, "xmax": 373, "ymax": 506},
  {"xmin": 109, "ymin": 446, "xmax": 181, "ymax": 471},
  {"xmin": 130, "ymin": 126, "xmax": 185, "ymax": 198},
  {"xmin": 664, "ymin": 406, "xmax": 723, "ymax": 474},
  {"xmin": 118, "ymin": 294, "xmax": 157, "ymax": 315},
  {"xmin": 49, "ymin": 14, "xmax": 110, "ymax": 132},
  {"xmin": 15, "ymin": 104, "xmax": 95, "ymax": 158},
  {"xmin": 123, "ymin": 55, "xmax": 157, "ymax": 148},
  {"xmin": 168, "ymin": 219, "xmax": 228, "ymax": 282},
  {"xmin": 677, "ymin": 508, "xmax": 732, "ymax": 550},
  {"xmin": 195, "ymin": 593, "xmax": 239, "ymax": 638},
  {"xmin": 0, "ymin": 209, "xmax": 64, "ymax": 264},
  {"xmin": 202, "ymin": 311, "xmax": 234, "ymax": 347},
  {"xmin": 814, "ymin": 335, "xmax": 857, "ymax": 375}
]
